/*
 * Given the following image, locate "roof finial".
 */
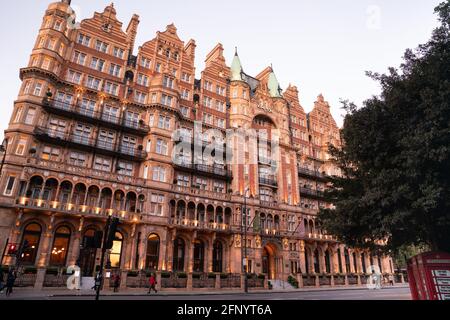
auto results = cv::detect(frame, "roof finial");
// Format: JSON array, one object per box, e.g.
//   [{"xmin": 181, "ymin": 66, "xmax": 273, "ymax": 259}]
[{"xmin": 235, "ymin": 46, "xmax": 238, "ymax": 56}]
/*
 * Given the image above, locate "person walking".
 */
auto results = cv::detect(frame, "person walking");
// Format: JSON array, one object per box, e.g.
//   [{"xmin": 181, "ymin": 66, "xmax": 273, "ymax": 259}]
[
  {"xmin": 5, "ymin": 270, "xmax": 16, "ymax": 297},
  {"xmin": 389, "ymin": 274, "xmax": 395, "ymax": 286},
  {"xmin": 148, "ymin": 274, "xmax": 157, "ymax": 294},
  {"xmin": 113, "ymin": 274, "xmax": 121, "ymax": 293}
]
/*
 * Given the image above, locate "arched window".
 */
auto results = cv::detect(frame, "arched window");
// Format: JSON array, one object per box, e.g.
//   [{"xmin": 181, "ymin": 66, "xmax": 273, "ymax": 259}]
[
  {"xmin": 304, "ymin": 249, "xmax": 310, "ymax": 274},
  {"xmin": 352, "ymin": 252, "xmax": 358, "ymax": 273},
  {"xmin": 193, "ymin": 240, "xmax": 205, "ymax": 272},
  {"xmin": 20, "ymin": 223, "xmax": 42, "ymax": 265},
  {"xmin": 361, "ymin": 252, "xmax": 367, "ymax": 274},
  {"xmin": 345, "ymin": 249, "xmax": 351, "ymax": 273},
  {"xmin": 145, "ymin": 234, "xmax": 160, "ymax": 270},
  {"xmin": 313, "ymin": 249, "xmax": 320, "ymax": 274},
  {"xmin": 173, "ymin": 237, "xmax": 185, "ymax": 271},
  {"xmin": 50, "ymin": 226, "xmax": 71, "ymax": 266},
  {"xmin": 213, "ymin": 241, "xmax": 223, "ymax": 273},
  {"xmin": 325, "ymin": 250, "xmax": 331, "ymax": 274},
  {"xmin": 378, "ymin": 256, "xmax": 383, "ymax": 273},
  {"xmin": 109, "ymin": 232, "xmax": 123, "ymax": 269},
  {"xmin": 337, "ymin": 249, "xmax": 343, "ymax": 274}
]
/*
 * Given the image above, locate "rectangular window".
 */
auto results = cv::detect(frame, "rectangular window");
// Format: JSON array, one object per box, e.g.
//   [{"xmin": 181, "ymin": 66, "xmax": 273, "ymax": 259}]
[
  {"xmin": 181, "ymin": 89, "xmax": 190, "ymax": 100},
  {"xmin": 23, "ymin": 81, "xmax": 32, "ymax": 95},
  {"xmin": 94, "ymin": 156, "xmax": 111, "ymax": 172},
  {"xmin": 104, "ymin": 82, "xmax": 119, "ymax": 96},
  {"xmin": 4, "ymin": 176, "xmax": 16, "ymax": 196},
  {"xmin": 41, "ymin": 146, "xmax": 60, "ymax": 161},
  {"xmin": 41, "ymin": 58, "xmax": 51, "ymax": 70},
  {"xmin": 80, "ymin": 98, "xmax": 96, "ymax": 117},
  {"xmin": 90, "ymin": 57, "xmax": 105, "ymax": 72},
  {"xmin": 177, "ymin": 174, "xmax": 190, "ymax": 187},
  {"xmin": 152, "ymin": 167, "xmax": 166, "ymax": 182},
  {"xmin": 13, "ymin": 107, "xmax": 23, "ymax": 123},
  {"xmin": 86, "ymin": 76, "xmax": 101, "ymax": 90},
  {"xmin": 158, "ymin": 116, "xmax": 170, "ymax": 130},
  {"xmin": 77, "ymin": 34, "xmax": 91, "ymax": 46},
  {"xmin": 97, "ymin": 130, "xmax": 115, "ymax": 150},
  {"xmin": 156, "ymin": 139, "xmax": 168, "ymax": 155},
  {"xmin": 137, "ymin": 73, "xmax": 149, "ymax": 87},
  {"xmin": 33, "ymin": 83, "xmax": 43, "ymax": 96},
  {"xmin": 73, "ymin": 51, "xmax": 87, "ymax": 65},
  {"xmin": 216, "ymin": 100, "xmax": 225, "ymax": 112},
  {"xmin": 180, "ymin": 106, "xmax": 189, "ymax": 117},
  {"xmin": 150, "ymin": 194, "xmax": 164, "ymax": 215},
  {"xmin": 161, "ymin": 94, "xmax": 173, "ymax": 107},
  {"xmin": 121, "ymin": 136, "xmax": 137, "ymax": 155},
  {"xmin": 15, "ymin": 138, "xmax": 27, "ymax": 156},
  {"xmin": 113, "ymin": 47, "xmax": 125, "ymax": 59},
  {"xmin": 140, "ymin": 57, "xmax": 151, "ymax": 69},
  {"xmin": 48, "ymin": 118, "xmax": 66, "ymax": 138},
  {"xmin": 73, "ymin": 123, "xmax": 92, "ymax": 145},
  {"xmin": 117, "ymin": 161, "xmax": 133, "ymax": 176},
  {"xmin": 25, "ymin": 107, "xmax": 36, "ymax": 125},
  {"xmin": 95, "ymin": 40, "xmax": 109, "ymax": 53},
  {"xmin": 66, "ymin": 70, "xmax": 82, "ymax": 84},
  {"xmin": 163, "ymin": 76, "xmax": 174, "ymax": 89},
  {"xmin": 109, "ymin": 63, "xmax": 122, "ymax": 77},
  {"xmin": 69, "ymin": 151, "xmax": 86, "ymax": 167},
  {"xmin": 181, "ymin": 73, "xmax": 190, "ymax": 83},
  {"xmin": 134, "ymin": 91, "xmax": 147, "ymax": 104},
  {"xmin": 217, "ymin": 118, "xmax": 225, "ymax": 129},
  {"xmin": 155, "ymin": 63, "xmax": 161, "ymax": 73}
]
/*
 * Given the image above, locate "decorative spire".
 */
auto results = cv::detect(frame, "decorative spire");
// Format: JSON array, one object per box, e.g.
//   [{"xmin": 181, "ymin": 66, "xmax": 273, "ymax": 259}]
[
  {"xmin": 230, "ymin": 47, "xmax": 244, "ymax": 81},
  {"xmin": 268, "ymin": 67, "xmax": 282, "ymax": 98}
]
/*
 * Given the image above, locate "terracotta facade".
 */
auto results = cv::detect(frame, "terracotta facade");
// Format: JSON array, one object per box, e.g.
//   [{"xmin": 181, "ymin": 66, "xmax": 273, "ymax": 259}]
[{"xmin": 0, "ymin": 1, "xmax": 396, "ymax": 290}]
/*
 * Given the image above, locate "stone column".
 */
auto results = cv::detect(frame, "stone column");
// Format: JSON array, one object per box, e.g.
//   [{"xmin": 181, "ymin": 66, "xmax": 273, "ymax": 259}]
[
  {"xmin": 68, "ymin": 231, "xmax": 81, "ymax": 266},
  {"xmin": 37, "ymin": 231, "xmax": 53, "ymax": 268},
  {"xmin": 34, "ymin": 268, "xmax": 46, "ymax": 290},
  {"xmin": 207, "ymin": 240, "xmax": 214, "ymax": 273}
]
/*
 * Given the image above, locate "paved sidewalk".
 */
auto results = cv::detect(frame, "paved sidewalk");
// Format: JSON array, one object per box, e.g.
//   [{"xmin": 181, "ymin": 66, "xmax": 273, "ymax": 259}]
[{"xmin": 0, "ymin": 284, "xmax": 409, "ymax": 299}]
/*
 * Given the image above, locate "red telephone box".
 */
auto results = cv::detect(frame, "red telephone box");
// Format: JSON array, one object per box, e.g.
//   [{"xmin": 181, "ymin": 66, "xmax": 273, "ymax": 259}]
[{"xmin": 407, "ymin": 251, "xmax": 450, "ymax": 300}]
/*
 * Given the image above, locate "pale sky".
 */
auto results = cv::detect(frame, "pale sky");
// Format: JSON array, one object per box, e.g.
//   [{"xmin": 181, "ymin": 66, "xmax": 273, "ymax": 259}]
[{"xmin": 0, "ymin": 0, "xmax": 443, "ymax": 141}]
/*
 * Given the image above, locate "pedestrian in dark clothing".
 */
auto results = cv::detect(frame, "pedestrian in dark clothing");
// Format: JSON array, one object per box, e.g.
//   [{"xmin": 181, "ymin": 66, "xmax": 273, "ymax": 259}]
[
  {"xmin": 148, "ymin": 274, "xmax": 157, "ymax": 294},
  {"xmin": 5, "ymin": 270, "xmax": 16, "ymax": 297},
  {"xmin": 0, "ymin": 269, "xmax": 4, "ymax": 293},
  {"xmin": 113, "ymin": 274, "xmax": 120, "ymax": 293}
]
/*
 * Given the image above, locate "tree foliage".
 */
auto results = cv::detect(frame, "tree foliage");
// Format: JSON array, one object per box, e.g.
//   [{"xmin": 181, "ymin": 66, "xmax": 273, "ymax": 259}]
[{"xmin": 318, "ymin": 1, "xmax": 450, "ymax": 254}]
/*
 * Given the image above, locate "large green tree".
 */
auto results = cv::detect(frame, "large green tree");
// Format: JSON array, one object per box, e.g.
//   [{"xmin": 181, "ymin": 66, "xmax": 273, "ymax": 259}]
[{"xmin": 318, "ymin": 1, "xmax": 450, "ymax": 254}]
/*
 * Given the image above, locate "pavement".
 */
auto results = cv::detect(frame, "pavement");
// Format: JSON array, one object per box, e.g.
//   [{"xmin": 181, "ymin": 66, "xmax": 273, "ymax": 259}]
[{"xmin": 0, "ymin": 284, "xmax": 411, "ymax": 300}]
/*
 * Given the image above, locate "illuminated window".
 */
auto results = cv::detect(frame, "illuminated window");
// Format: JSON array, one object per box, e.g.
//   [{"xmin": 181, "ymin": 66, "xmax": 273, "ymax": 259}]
[{"xmin": 50, "ymin": 226, "xmax": 71, "ymax": 266}]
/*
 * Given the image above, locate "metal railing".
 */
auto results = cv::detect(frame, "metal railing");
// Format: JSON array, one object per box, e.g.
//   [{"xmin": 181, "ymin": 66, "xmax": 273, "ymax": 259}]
[
  {"xmin": 43, "ymin": 98, "xmax": 150, "ymax": 135},
  {"xmin": 34, "ymin": 126, "xmax": 147, "ymax": 160},
  {"xmin": 170, "ymin": 217, "xmax": 231, "ymax": 232},
  {"xmin": 15, "ymin": 197, "xmax": 139, "ymax": 221}
]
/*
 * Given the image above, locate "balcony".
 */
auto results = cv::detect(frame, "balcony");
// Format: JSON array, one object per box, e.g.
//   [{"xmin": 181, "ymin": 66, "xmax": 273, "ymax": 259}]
[
  {"xmin": 170, "ymin": 217, "xmax": 231, "ymax": 233},
  {"xmin": 297, "ymin": 166, "xmax": 328, "ymax": 181},
  {"xmin": 15, "ymin": 197, "xmax": 139, "ymax": 222},
  {"xmin": 171, "ymin": 185, "xmax": 231, "ymax": 201},
  {"xmin": 174, "ymin": 161, "xmax": 232, "ymax": 180},
  {"xmin": 259, "ymin": 177, "xmax": 278, "ymax": 188},
  {"xmin": 42, "ymin": 98, "xmax": 150, "ymax": 136},
  {"xmin": 300, "ymin": 187, "xmax": 326, "ymax": 200},
  {"xmin": 303, "ymin": 232, "xmax": 337, "ymax": 242},
  {"xmin": 34, "ymin": 127, "xmax": 147, "ymax": 161}
]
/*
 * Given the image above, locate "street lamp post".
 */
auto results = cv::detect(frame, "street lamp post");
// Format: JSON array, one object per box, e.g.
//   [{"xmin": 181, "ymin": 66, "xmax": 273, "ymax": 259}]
[
  {"xmin": 0, "ymin": 138, "xmax": 9, "ymax": 179},
  {"xmin": 242, "ymin": 187, "xmax": 249, "ymax": 294}
]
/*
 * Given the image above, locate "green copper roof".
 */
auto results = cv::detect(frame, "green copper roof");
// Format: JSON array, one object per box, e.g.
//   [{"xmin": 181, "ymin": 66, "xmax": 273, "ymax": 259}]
[
  {"xmin": 268, "ymin": 69, "xmax": 282, "ymax": 98},
  {"xmin": 230, "ymin": 49, "xmax": 244, "ymax": 81}
]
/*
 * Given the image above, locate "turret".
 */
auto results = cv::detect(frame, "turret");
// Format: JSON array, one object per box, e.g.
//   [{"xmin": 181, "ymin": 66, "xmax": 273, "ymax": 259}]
[{"xmin": 230, "ymin": 48, "xmax": 244, "ymax": 82}]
